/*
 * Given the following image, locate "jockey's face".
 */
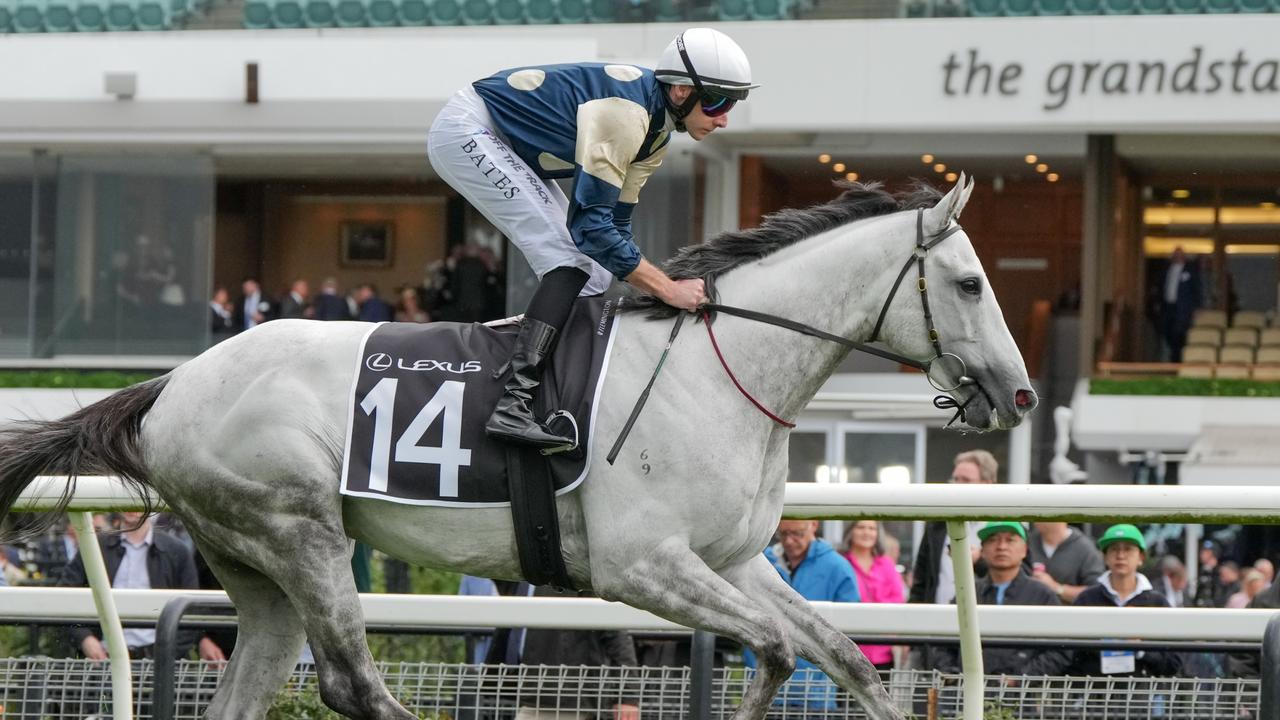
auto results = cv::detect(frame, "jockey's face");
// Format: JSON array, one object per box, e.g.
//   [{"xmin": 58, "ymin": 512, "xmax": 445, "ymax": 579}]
[{"xmin": 668, "ymin": 85, "xmax": 730, "ymax": 141}]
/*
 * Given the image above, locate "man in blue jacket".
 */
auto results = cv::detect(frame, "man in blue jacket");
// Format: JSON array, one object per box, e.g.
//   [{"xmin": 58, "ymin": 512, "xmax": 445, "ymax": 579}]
[{"xmin": 746, "ymin": 519, "xmax": 860, "ymax": 712}]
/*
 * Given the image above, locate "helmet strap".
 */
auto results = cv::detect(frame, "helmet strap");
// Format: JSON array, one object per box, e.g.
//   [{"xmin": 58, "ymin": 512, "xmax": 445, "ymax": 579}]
[{"xmin": 663, "ymin": 32, "xmax": 706, "ymax": 132}]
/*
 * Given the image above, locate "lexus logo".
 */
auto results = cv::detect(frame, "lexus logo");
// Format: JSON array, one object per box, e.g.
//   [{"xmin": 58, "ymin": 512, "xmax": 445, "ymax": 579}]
[{"xmin": 365, "ymin": 353, "xmax": 393, "ymax": 372}]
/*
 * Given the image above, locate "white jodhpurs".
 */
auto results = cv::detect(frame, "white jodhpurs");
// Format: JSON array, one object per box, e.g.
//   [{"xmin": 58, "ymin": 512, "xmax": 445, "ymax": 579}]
[{"xmin": 427, "ymin": 87, "xmax": 614, "ymax": 297}]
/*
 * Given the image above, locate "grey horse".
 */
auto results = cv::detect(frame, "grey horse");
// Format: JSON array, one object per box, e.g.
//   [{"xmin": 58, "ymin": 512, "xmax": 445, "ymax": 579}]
[{"xmin": 0, "ymin": 177, "xmax": 1035, "ymax": 719}]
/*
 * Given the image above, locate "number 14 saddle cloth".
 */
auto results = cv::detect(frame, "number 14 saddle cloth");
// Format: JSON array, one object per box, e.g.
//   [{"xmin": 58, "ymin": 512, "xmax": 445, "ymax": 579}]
[{"xmin": 340, "ymin": 296, "xmax": 621, "ymax": 507}]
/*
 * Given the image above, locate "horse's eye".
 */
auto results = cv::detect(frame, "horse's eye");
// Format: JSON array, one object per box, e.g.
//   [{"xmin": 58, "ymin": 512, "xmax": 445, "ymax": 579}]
[{"xmin": 959, "ymin": 278, "xmax": 982, "ymax": 296}]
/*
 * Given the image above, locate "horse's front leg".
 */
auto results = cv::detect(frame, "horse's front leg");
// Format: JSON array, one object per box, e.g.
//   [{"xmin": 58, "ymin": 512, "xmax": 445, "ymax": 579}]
[
  {"xmin": 724, "ymin": 553, "xmax": 906, "ymax": 720},
  {"xmin": 594, "ymin": 538, "xmax": 794, "ymax": 720}
]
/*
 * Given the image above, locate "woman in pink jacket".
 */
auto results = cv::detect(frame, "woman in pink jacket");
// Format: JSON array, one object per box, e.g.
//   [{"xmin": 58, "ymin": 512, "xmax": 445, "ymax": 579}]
[{"xmin": 842, "ymin": 520, "xmax": 906, "ymax": 670}]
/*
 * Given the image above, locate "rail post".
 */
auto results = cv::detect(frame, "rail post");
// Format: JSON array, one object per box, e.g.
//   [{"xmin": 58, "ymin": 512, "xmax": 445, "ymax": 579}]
[
  {"xmin": 153, "ymin": 595, "xmax": 236, "ymax": 720},
  {"xmin": 689, "ymin": 630, "xmax": 715, "ymax": 720},
  {"xmin": 948, "ymin": 521, "xmax": 984, "ymax": 720}
]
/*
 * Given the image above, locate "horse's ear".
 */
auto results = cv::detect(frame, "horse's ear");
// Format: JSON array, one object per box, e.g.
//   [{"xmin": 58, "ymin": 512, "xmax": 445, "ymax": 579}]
[{"xmin": 923, "ymin": 172, "xmax": 973, "ymax": 233}]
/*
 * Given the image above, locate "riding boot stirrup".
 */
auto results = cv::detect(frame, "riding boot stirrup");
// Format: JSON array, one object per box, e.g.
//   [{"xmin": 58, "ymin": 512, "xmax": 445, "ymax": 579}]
[{"xmin": 485, "ymin": 318, "xmax": 577, "ymax": 453}]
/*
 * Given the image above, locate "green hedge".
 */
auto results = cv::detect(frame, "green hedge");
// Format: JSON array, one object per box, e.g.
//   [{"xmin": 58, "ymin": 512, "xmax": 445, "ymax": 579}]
[
  {"xmin": 1091, "ymin": 377, "xmax": 1280, "ymax": 397},
  {"xmin": 0, "ymin": 370, "xmax": 162, "ymax": 389}
]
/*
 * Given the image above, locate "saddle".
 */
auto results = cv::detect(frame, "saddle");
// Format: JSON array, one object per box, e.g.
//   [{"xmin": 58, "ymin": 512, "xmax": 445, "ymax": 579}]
[{"xmin": 340, "ymin": 296, "xmax": 621, "ymax": 587}]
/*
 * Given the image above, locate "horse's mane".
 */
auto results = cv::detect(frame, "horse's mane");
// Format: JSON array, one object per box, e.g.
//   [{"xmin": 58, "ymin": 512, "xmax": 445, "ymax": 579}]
[{"xmin": 627, "ymin": 180, "xmax": 943, "ymax": 317}]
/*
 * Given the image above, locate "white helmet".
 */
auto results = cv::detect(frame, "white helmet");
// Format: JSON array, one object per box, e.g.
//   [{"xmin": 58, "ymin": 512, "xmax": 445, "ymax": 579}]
[{"xmin": 655, "ymin": 28, "xmax": 759, "ymax": 103}]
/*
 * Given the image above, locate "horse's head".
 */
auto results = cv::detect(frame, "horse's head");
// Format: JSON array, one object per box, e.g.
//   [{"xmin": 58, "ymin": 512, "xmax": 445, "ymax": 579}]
[{"xmin": 876, "ymin": 174, "xmax": 1037, "ymax": 431}]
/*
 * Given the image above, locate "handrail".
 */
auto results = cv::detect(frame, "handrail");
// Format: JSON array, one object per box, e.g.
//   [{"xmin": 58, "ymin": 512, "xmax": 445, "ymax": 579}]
[{"xmin": 18, "ymin": 476, "xmax": 1280, "ymax": 522}]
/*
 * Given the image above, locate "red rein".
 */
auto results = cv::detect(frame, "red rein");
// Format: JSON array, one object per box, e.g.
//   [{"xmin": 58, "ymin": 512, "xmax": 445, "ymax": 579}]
[{"xmin": 702, "ymin": 310, "xmax": 797, "ymax": 429}]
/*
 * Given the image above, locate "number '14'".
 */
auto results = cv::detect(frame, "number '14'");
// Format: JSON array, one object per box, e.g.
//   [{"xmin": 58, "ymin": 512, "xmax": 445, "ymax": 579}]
[{"xmin": 360, "ymin": 378, "xmax": 473, "ymax": 497}]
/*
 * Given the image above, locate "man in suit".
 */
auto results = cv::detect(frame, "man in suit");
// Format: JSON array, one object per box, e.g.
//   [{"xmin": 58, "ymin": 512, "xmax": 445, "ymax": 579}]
[
  {"xmin": 235, "ymin": 278, "xmax": 276, "ymax": 332},
  {"xmin": 279, "ymin": 278, "xmax": 311, "ymax": 320},
  {"xmin": 1157, "ymin": 247, "xmax": 1201, "ymax": 362},
  {"xmin": 57, "ymin": 512, "xmax": 221, "ymax": 662},
  {"xmin": 355, "ymin": 284, "xmax": 394, "ymax": 323},
  {"xmin": 312, "ymin": 277, "xmax": 352, "ymax": 321}
]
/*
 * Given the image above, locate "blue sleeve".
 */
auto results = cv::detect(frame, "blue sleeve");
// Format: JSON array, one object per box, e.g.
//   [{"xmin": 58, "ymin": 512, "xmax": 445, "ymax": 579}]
[
  {"xmin": 568, "ymin": 170, "xmax": 642, "ymax": 280},
  {"xmin": 835, "ymin": 563, "xmax": 860, "ymax": 603}
]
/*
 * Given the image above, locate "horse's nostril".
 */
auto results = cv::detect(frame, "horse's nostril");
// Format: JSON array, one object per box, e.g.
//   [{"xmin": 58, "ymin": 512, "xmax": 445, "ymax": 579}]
[{"xmin": 1015, "ymin": 388, "xmax": 1038, "ymax": 411}]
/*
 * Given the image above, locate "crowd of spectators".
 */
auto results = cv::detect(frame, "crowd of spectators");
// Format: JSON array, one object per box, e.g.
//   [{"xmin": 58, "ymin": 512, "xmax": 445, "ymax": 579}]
[{"xmin": 209, "ymin": 244, "xmax": 506, "ymax": 342}]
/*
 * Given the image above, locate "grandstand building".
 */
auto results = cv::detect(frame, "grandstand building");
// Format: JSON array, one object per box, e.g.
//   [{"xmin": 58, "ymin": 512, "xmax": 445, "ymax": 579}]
[{"xmin": 1, "ymin": 10, "xmax": 1278, "ymax": 556}]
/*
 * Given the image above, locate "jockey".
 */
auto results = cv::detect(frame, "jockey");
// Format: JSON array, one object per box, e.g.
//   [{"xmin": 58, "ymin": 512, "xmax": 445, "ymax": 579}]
[{"xmin": 427, "ymin": 28, "xmax": 758, "ymax": 451}]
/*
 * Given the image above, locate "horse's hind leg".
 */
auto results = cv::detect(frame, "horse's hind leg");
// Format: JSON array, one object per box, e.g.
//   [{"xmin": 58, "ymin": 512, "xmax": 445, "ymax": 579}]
[
  {"xmin": 199, "ymin": 549, "xmax": 307, "ymax": 719},
  {"xmin": 266, "ymin": 529, "xmax": 417, "ymax": 720},
  {"xmin": 725, "ymin": 554, "xmax": 905, "ymax": 720},
  {"xmin": 594, "ymin": 539, "xmax": 795, "ymax": 720}
]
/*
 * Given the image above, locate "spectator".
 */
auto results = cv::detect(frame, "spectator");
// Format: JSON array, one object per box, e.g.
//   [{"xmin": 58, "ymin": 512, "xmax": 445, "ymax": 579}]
[
  {"xmin": 0, "ymin": 544, "xmax": 24, "ymax": 586},
  {"xmin": 485, "ymin": 582, "xmax": 639, "ymax": 720},
  {"xmin": 209, "ymin": 286, "xmax": 234, "ymax": 341},
  {"xmin": 395, "ymin": 286, "xmax": 430, "ymax": 323},
  {"xmin": 910, "ymin": 450, "xmax": 999, "ymax": 607},
  {"xmin": 1227, "ymin": 576, "xmax": 1280, "ymax": 678},
  {"xmin": 1027, "ymin": 522, "xmax": 1105, "ymax": 603},
  {"xmin": 1071, "ymin": 524, "xmax": 1181, "ymax": 677},
  {"xmin": 1255, "ymin": 558, "xmax": 1275, "ymax": 585},
  {"xmin": 1195, "ymin": 540, "xmax": 1233, "ymax": 608},
  {"xmin": 279, "ymin": 278, "xmax": 312, "ymax": 320},
  {"xmin": 1226, "ymin": 569, "xmax": 1267, "ymax": 609},
  {"xmin": 1155, "ymin": 246, "xmax": 1201, "ymax": 362},
  {"xmin": 57, "ymin": 512, "xmax": 219, "ymax": 662},
  {"xmin": 458, "ymin": 575, "xmax": 499, "ymax": 664},
  {"xmin": 841, "ymin": 520, "xmax": 904, "ymax": 671},
  {"xmin": 313, "ymin": 277, "xmax": 352, "ymax": 321},
  {"xmin": 235, "ymin": 278, "xmax": 276, "ymax": 332},
  {"xmin": 746, "ymin": 519, "xmax": 859, "ymax": 712},
  {"xmin": 355, "ymin": 284, "xmax": 394, "ymax": 323},
  {"xmin": 1154, "ymin": 555, "xmax": 1191, "ymax": 608},
  {"xmin": 933, "ymin": 522, "xmax": 1069, "ymax": 676}
]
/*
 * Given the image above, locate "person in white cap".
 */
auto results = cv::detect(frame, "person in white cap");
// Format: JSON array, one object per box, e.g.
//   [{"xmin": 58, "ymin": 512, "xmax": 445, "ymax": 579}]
[{"xmin": 427, "ymin": 28, "xmax": 758, "ymax": 451}]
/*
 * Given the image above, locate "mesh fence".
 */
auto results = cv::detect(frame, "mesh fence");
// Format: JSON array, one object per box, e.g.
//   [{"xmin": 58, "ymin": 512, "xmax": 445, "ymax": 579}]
[{"xmin": 0, "ymin": 659, "xmax": 1262, "ymax": 719}]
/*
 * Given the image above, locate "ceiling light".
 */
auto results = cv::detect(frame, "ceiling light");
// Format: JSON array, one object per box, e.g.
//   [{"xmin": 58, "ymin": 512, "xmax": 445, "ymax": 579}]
[
  {"xmin": 833, "ymin": 162, "xmax": 846, "ymax": 173},
  {"xmin": 1172, "ymin": 189, "xmax": 1191, "ymax": 199},
  {"xmin": 921, "ymin": 154, "xmax": 934, "ymax": 164},
  {"xmin": 1047, "ymin": 173, "xmax": 1060, "ymax": 182},
  {"xmin": 933, "ymin": 163, "xmax": 946, "ymax": 173},
  {"xmin": 945, "ymin": 172, "xmax": 958, "ymax": 182},
  {"xmin": 818, "ymin": 154, "xmax": 831, "ymax": 164},
  {"xmin": 1035, "ymin": 163, "xmax": 1048, "ymax": 173},
  {"xmin": 845, "ymin": 172, "xmax": 859, "ymax": 182},
  {"xmin": 1025, "ymin": 154, "xmax": 1038, "ymax": 164}
]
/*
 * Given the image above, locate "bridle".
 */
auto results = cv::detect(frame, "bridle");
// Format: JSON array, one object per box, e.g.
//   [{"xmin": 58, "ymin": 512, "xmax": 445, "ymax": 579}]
[
  {"xmin": 702, "ymin": 208, "xmax": 994, "ymax": 428},
  {"xmin": 606, "ymin": 208, "xmax": 995, "ymax": 465}
]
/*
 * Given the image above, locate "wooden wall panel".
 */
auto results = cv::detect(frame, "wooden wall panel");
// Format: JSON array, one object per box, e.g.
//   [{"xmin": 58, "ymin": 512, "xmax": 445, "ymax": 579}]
[{"xmin": 738, "ymin": 158, "xmax": 1083, "ymax": 355}]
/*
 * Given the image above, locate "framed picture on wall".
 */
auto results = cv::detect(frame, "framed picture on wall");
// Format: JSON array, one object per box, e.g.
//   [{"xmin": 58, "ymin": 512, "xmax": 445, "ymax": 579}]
[{"xmin": 340, "ymin": 221, "xmax": 394, "ymax": 268}]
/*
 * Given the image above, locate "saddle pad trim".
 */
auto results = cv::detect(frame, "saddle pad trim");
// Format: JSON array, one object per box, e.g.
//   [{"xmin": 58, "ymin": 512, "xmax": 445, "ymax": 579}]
[
  {"xmin": 337, "ymin": 312, "xmax": 621, "ymax": 508},
  {"xmin": 338, "ymin": 322, "xmax": 384, "ymax": 500}
]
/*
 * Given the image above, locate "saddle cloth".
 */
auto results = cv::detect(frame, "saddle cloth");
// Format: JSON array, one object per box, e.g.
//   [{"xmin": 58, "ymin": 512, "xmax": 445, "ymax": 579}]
[{"xmin": 340, "ymin": 296, "xmax": 621, "ymax": 507}]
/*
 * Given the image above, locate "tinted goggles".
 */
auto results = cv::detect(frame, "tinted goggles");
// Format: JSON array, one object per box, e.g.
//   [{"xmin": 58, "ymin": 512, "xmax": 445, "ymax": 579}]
[{"xmin": 699, "ymin": 92, "xmax": 736, "ymax": 118}]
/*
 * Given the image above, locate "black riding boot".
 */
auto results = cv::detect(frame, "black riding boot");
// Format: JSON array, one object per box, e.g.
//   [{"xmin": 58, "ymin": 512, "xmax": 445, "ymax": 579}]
[
  {"xmin": 485, "ymin": 266, "xmax": 590, "ymax": 450},
  {"xmin": 485, "ymin": 317, "xmax": 575, "ymax": 450}
]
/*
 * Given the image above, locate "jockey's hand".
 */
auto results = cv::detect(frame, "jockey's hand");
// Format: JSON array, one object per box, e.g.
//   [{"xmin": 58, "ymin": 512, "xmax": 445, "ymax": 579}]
[{"xmin": 662, "ymin": 278, "xmax": 707, "ymax": 312}]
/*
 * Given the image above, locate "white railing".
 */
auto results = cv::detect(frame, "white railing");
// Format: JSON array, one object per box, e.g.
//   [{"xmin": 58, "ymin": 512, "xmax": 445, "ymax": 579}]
[{"xmin": 11, "ymin": 477, "xmax": 1280, "ymax": 720}]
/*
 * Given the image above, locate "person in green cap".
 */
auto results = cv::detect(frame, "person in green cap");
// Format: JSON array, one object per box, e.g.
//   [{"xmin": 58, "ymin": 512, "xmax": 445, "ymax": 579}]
[
  {"xmin": 1070, "ymin": 523, "xmax": 1182, "ymax": 677},
  {"xmin": 932, "ymin": 521, "xmax": 1070, "ymax": 676}
]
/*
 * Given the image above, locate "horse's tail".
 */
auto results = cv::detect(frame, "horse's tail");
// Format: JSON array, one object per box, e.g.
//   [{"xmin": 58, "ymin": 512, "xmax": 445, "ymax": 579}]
[{"xmin": 0, "ymin": 374, "xmax": 170, "ymax": 539}]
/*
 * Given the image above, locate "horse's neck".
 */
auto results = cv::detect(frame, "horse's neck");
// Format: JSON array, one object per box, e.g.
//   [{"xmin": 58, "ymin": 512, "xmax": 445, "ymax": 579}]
[{"xmin": 709, "ymin": 218, "xmax": 905, "ymax": 420}]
